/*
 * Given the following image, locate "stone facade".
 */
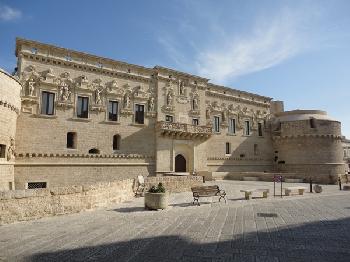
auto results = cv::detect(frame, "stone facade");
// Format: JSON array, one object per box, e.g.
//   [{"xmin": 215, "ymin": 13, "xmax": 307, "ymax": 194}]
[
  {"xmin": 271, "ymin": 110, "xmax": 345, "ymax": 183},
  {"xmin": 0, "ymin": 70, "xmax": 21, "ymax": 191},
  {"xmin": 0, "ymin": 38, "xmax": 346, "ymax": 189},
  {"xmin": 342, "ymin": 136, "xmax": 350, "ymax": 173}
]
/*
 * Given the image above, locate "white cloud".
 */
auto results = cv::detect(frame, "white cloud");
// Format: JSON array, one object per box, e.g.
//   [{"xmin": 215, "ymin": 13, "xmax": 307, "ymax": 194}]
[
  {"xmin": 0, "ymin": 5, "xmax": 22, "ymax": 21},
  {"xmin": 196, "ymin": 8, "xmax": 312, "ymax": 83},
  {"xmin": 158, "ymin": 5, "xmax": 322, "ymax": 84}
]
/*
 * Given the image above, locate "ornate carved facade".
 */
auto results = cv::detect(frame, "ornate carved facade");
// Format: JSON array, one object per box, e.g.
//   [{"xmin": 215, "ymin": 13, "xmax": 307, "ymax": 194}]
[{"xmin": 0, "ymin": 38, "xmax": 345, "ymax": 190}]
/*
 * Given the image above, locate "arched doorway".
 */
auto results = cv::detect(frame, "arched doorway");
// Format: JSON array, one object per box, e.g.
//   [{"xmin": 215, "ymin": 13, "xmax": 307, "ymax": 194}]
[{"xmin": 175, "ymin": 154, "xmax": 186, "ymax": 172}]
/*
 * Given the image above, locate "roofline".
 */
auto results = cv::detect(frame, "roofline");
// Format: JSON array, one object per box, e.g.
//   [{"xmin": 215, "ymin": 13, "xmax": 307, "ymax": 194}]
[
  {"xmin": 15, "ymin": 37, "xmax": 273, "ymax": 101},
  {"xmin": 208, "ymin": 83, "xmax": 273, "ymax": 101},
  {"xmin": 16, "ymin": 37, "xmax": 153, "ymax": 73},
  {"xmin": 153, "ymin": 65, "xmax": 210, "ymax": 82}
]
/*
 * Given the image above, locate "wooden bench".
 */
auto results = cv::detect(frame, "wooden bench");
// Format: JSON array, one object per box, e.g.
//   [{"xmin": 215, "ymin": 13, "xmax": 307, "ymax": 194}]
[
  {"xmin": 191, "ymin": 185, "xmax": 226, "ymax": 206},
  {"xmin": 240, "ymin": 189, "xmax": 269, "ymax": 200},
  {"xmin": 284, "ymin": 186, "xmax": 307, "ymax": 196}
]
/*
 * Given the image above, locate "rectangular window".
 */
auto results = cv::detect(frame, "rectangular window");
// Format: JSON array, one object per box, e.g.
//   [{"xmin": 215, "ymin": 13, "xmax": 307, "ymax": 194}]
[
  {"xmin": 165, "ymin": 115, "xmax": 173, "ymax": 123},
  {"xmin": 67, "ymin": 132, "xmax": 77, "ymax": 149},
  {"xmin": 244, "ymin": 120, "xmax": 250, "ymax": 136},
  {"xmin": 0, "ymin": 144, "xmax": 5, "ymax": 158},
  {"xmin": 258, "ymin": 123, "xmax": 263, "ymax": 136},
  {"xmin": 192, "ymin": 118, "xmax": 199, "ymax": 126},
  {"xmin": 108, "ymin": 100, "xmax": 119, "ymax": 121},
  {"xmin": 214, "ymin": 116, "xmax": 220, "ymax": 133},
  {"xmin": 27, "ymin": 182, "xmax": 47, "ymax": 189},
  {"xmin": 229, "ymin": 118, "xmax": 236, "ymax": 134},
  {"xmin": 77, "ymin": 96, "xmax": 89, "ymax": 118},
  {"xmin": 254, "ymin": 144, "xmax": 259, "ymax": 155},
  {"xmin": 41, "ymin": 91, "xmax": 55, "ymax": 115},
  {"xmin": 225, "ymin": 142, "xmax": 231, "ymax": 155},
  {"xmin": 135, "ymin": 104, "xmax": 144, "ymax": 124}
]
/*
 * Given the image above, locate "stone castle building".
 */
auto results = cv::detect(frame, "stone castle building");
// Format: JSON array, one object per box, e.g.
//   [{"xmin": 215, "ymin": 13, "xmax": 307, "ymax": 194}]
[{"xmin": 0, "ymin": 38, "xmax": 346, "ymax": 190}]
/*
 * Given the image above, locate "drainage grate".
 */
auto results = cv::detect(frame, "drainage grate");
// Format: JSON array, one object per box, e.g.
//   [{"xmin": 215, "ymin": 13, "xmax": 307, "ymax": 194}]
[
  {"xmin": 257, "ymin": 213, "xmax": 278, "ymax": 218},
  {"xmin": 28, "ymin": 182, "xmax": 47, "ymax": 189}
]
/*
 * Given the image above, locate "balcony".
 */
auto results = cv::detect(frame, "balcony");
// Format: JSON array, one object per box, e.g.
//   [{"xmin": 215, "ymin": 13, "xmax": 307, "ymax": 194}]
[{"xmin": 156, "ymin": 121, "xmax": 212, "ymax": 139}]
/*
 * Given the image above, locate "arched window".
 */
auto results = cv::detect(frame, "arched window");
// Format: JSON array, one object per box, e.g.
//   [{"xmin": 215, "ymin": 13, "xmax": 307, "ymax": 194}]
[
  {"xmin": 113, "ymin": 135, "xmax": 120, "ymax": 150},
  {"xmin": 88, "ymin": 148, "xmax": 100, "ymax": 154}
]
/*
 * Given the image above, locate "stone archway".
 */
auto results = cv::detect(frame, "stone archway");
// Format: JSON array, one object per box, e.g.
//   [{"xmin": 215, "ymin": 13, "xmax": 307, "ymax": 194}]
[{"xmin": 175, "ymin": 154, "xmax": 186, "ymax": 172}]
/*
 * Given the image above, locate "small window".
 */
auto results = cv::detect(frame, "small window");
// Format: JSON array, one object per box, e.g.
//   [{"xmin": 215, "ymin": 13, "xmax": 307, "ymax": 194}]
[
  {"xmin": 41, "ymin": 91, "xmax": 55, "ymax": 115},
  {"xmin": 113, "ymin": 135, "xmax": 120, "ymax": 150},
  {"xmin": 310, "ymin": 118, "xmax": 316, "ymax": 128},
  {"xmin": 77, "ymin": 96, "xmax": 89, "ymax": 118},
  {"xmin": 135, "ymin": 104, "xmax": 144, "ymax": 124},
  {"xmin": 225, "ymin": 142, "xmax": 231, "ymax": 155},
  {"xmin": 192, "ymin": 118, "xmax": 199, "ymax": 126},
  {"xmin": 254, "ymin": 144, "xmax": 259, "ymax": 155},
  {"xmin": 240, "ymin": 154, "xmax": 245, "ymax": 158},
  {"xmin": 0, "ymin": 144, "xmax": 6, "ymax": 158},
  {"xmin": 214, "ymin": 116, "xmax": 220, "ymax": 133},
  {"xmin": 88, "ymin": 148, "xmax": 100, "ymax": 154},
  {"xmin": 108, "ymin": 100, "xmax": 119, "ymax": 121},
  {"xmin": 165, "ymin": 115, "xmax": 173, "ymax": 123},
  {"xmin": 28, "ymin": 182, "xmax": 47, "ymax": 189},
  {"xmin": 258, "ymin": 123, "xmax": 263, "ymax": 136},
  {"xmin": 244, "ymin": 120, "xmax": 250, "ymax": 136},
  {"xmin": 67, "ymin": 132, "xmax": 77, "ymax": 149},
  {"xmin": 229, "ymin": 118, "xmax": 236, "ymax": 134}
]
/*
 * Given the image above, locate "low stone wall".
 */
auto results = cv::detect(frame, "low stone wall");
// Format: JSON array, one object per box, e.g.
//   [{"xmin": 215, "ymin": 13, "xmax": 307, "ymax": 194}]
[
  {"xmin": 145, "ymin": 176, "xmax": 203, "ymax": 193},
  {"xmin": 0, "ymin": 179, "xmax": 134, "ymax": 225}
]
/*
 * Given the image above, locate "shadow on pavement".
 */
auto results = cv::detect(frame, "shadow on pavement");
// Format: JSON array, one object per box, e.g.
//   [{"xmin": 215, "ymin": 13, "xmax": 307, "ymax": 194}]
[{"xmin": 27, "ymin": 217, "xmax": 350, "ymax": 262}]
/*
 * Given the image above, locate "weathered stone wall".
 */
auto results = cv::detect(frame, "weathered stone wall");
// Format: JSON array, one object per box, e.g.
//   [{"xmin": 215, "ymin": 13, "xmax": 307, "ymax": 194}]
[
  {"xmin": 0, "ymin": 179, "xmax": 135, "ymax": 225},
  {"xmin": 0, "ymin": 69, "xmax": 21, "ymax": 190},
  {"xmin": 145, "ymin": 175, "xmax": 203, "ymax": 193},
  {"xmin": 14, "ymin": 154, "xmax": 154, "ymax": 189}
]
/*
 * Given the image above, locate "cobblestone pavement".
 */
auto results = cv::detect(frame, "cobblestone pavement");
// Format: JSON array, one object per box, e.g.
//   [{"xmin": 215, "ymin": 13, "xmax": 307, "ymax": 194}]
[{"xmin": 1, "ymin": 180, "xmax": 350, "ymax": 262}]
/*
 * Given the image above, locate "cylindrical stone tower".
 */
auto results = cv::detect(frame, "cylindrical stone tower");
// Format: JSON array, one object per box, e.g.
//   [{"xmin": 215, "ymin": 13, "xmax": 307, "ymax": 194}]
[
  {"xmin": 0, "ymin": 69, "xmax": 21, "ymax": 190},
  {"xmin": 272, "ymin": 110, "xmax": 345, "ymax": 184}
]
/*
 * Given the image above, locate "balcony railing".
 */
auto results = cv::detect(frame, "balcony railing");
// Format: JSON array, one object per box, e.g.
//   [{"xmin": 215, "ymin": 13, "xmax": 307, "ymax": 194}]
[{"xmin": 156, "ymin": 121, "xmax": 212, "ymax": 139}]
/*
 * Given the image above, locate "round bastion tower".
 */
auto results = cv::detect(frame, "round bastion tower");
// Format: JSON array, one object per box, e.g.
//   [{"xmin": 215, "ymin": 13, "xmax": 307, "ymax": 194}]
[
  {"xmin": 0, "ymin": 69, "xmax": 21, "ymax": 190},
  {"xmin": 271, "ymin": 109, "xmax": 345, "ymax": 184}
]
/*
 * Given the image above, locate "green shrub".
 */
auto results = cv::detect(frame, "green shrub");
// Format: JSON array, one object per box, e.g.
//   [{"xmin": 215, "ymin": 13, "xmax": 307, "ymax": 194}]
[{"xmin": 148, "ymin": 182, "xmax": 166, "ymax": 193}]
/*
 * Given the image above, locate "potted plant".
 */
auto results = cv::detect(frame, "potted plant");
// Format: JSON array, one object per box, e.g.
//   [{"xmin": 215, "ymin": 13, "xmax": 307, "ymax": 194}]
[{"xmin": 144, "ymin": 183, "xmax": 168, "ymax": 210}]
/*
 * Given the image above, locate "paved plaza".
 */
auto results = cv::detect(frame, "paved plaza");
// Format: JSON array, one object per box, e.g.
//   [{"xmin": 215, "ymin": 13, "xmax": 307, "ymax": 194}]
[{"xmin": 1, "ymin": 180, "xmax": 350, "ymax": 261}]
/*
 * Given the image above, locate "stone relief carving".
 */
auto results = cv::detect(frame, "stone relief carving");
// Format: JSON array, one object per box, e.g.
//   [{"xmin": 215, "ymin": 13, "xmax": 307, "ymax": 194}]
[
  {"xmin": 59, "ymin": 81, "xmax": 71, "ymax": 102},
  {"xmin": 107, "ymin": 80, "xmax": 124, "ymax": 96},
  {"xmin": 123, "ymin": 91, "xmax": 131, "ymax": 109},
  {"xmin": 178, "ymin": 80, "xmax": 186, "ymax": 96},
  {"xmin": 148, "ymin": 96, "xmax": 155, "ymax": 112},
  {"xmin": 75, "ymin": 75, "xmax": 89, "ymax": 89},
  {"xmin": 7, "ymin": 137, "xmax": 15, "ymax": 161},
  {"xmin": 133, "ymin": 84, "xmax": 149, "ymax": 100},
  {"xmin": 27, "ymin": 78, "xmax": 36, "ymax": 96}
]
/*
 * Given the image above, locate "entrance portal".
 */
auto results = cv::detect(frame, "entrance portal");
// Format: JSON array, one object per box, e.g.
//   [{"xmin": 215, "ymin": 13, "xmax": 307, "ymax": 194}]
[{"xmin": 175, "ymin": 154, "xmax": 186, "ymax": 172}]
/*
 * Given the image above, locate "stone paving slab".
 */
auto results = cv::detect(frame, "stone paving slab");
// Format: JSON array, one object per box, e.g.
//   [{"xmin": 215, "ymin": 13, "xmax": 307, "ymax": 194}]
[{"xmin": 1, "ymin": 180, "xmax": 350, "ymax": 261}]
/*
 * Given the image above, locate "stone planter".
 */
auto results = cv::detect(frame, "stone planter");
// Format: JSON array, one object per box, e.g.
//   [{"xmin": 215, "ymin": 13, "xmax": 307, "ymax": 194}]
[
  {"xmin": 144, "ymin": 192, "xmax": 169, "ymax": 210},
  {"xmin": 313, "ymin": 184, "xmax": 322, "ymax": 193}
]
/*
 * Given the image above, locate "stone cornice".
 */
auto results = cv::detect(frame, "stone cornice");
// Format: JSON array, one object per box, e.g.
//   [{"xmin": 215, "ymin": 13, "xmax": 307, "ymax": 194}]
[
  {"xmin": 208, "ymin": 83, "xmax": 272, "ymax": 101},
  {"xmin": 272, "ymin": 134, "xmax": 343, "ymax": 140},
  {"xmin": 20, "ymin": 51, "xmax": 153, "ymax": 84},
  {"xmin": 205, "ymin": 90, "xmax": 270, "ymax": 108},
  {"xmin": 16, "ymin": 38, "xmax": 153, "ymax": 74},
  {"xmin": 15, "ymin": 152, "xmax": 154, "ymax": 159},
  {"xmin": 154, "ymin": 66, "xmax": 209, "ymax": 82}
]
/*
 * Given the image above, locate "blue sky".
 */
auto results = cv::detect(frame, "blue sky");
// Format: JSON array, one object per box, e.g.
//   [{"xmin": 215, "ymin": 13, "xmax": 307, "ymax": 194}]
[{"xmin": 1, "ymin": 0, "xmax": 349, "ymax": 137}]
